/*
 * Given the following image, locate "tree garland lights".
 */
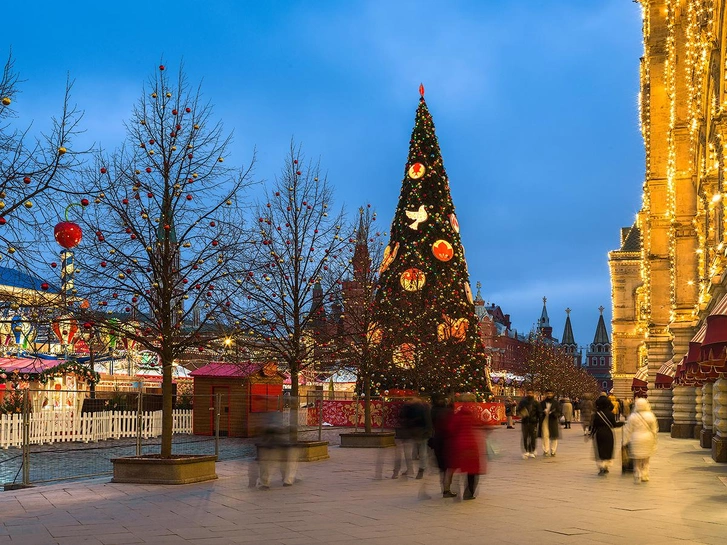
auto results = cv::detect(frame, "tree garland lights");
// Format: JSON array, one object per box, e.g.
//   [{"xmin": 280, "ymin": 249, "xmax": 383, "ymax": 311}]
[{"xmin": 372, "ymin": 88, "xmax": 488, "ymax": 396}]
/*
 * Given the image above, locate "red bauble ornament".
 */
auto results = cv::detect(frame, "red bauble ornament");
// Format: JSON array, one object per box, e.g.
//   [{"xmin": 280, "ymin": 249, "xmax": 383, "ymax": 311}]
[
  {"xmin": 186, "ymin": 195, "xmax": 192, "ymax": 201},
  {"xmin": 100, "ymin": 167, "xmax": 107, "ymax": 174},
  {"xmin": 83, "ymin": 322, "xmax": 92, "ymax": 329},
  {"xmin": 209, "ymin": 221, "xmax": 216, "ymax": 227},
  {"xmin": 172, "ymin": 109, "xmax": 178, "ymax": 115},
  {"xmin": 0, "ymin": 217, "xmax": 5, "ymax": 225},
  {"xmin": 296, "ymin": 171, "xmax": 301, "ymax": 175},
  {"xmin": 81, "ymin": 198, "xmax": 89, "ymax": 206},
  {"xmin": 100, "ymin": 261, "xmax": 107, "ymax": 267},
  {"xmin": 147, "ymin": 192, "xmax": 153, "ymax": 198},
  {"xmin": 185, "ymin": 107, "xmax": 191, "ymax": 113},
  {"xmin": 41, "ymin": 282, "xmax": 49, "ymax": 291},
  {"xmin": 145, "ymin": 167, "xmax": 152, "ymax": 173},
  {"xmin": 122, "ymin": 198, "xmax": 129, "ymax": 205},
  {"xmin": 23, "ymin": 176, "xmax": 31, "ymax": 184},
  {"xmin": 187, "ymin": 153, "xmax": 193, "ymax": 159},
  {"xmin": 54, "ymin": 221, "xmax": 83, "ymax": 249},
  {"xmin": 211, "ymin": 240, "xmax": 219, "ymax": 246},
  {"xmin": 159, "ymin": 65, "xmax": 165, "ymax": 71},
  {"xmin": 50, "ymin": 262, "xmax": 57, "ymax": 268}
]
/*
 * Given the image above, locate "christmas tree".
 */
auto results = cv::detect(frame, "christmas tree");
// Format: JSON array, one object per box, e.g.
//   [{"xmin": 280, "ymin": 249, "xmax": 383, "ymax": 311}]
[{"xmin": 372, "ymin": 86, "xmax": 489, "ymax": 396}]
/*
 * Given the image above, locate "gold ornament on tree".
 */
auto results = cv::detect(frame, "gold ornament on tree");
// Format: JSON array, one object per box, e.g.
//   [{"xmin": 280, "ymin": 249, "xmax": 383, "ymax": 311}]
[
  {"xmin": 379, "ymin": 242, "xmax": 399, "ymax": 273},
  {"xmin": 400, "ymin": 268, "xmax": 425, "ymax": 292}
]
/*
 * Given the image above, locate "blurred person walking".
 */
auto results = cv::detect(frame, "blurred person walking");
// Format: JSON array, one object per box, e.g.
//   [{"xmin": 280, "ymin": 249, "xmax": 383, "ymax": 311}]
[
  {"xmin": 517, "ymin": 389, "xmax": 542, "ymax": 458},
  {"xmin": 622, "ymin": 397, "xmax": 658, "ymax": 484},
  {"xmin": 430, "ymin": 394, "xmax": 456, "ymax": 498},
  {"xmin": 573, "ymin": 397, "xmax": 581, "ymax": 422},
  {"xmin": 591, "ymin": 392, "xmax": 623, "ymax": 476},
  {"xmin": 580, "ymin": 394, "xmax": 594, "ymax": 435},
  {"xmin": 392, "ymin": 397, "xmax": 431, "ymax": 479},
  {"xmin": 561, "ymin": 397, "xmax": 573, "ymax": 429},
  {"xmin": 539, "ymin": 390, "xmax": 562, "ymax": 456},
  {"xmin": 450, "ymin": 401, "xmax": 484, "ymax": 500},
  {"xmin": 504, "ymin": 398, "xmax": 516, "ymax": 429}
]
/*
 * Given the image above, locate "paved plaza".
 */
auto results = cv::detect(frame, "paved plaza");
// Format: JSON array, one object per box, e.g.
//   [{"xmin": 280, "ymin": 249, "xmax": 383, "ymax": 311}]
[{"xmin": 0, "ymin": 425, "xmax": 725, "ymax": 545}]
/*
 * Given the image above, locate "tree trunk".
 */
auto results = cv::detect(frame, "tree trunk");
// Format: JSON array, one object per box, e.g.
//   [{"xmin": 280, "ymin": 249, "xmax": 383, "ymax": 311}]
[
  {"xmin": 364, "ymin": 376, "xmax": 372, "ymax": 434},
  {"xmin": 161, "ymin": 358, "xmax": 173, "ymax": 458},
  {"xmin": 289, "ymin": 366, "xmax": 299, "ymax": 443}
]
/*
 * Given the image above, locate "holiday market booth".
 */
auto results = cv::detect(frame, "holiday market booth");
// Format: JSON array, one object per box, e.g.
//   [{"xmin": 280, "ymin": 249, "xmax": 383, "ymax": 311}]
[
  {"xmin": 0, "ymin": 356, "xmax": 98, "ymax": 413},
  {"xmin": 190, "ymin": 362, "xmax": 284, "ymax": 438}
]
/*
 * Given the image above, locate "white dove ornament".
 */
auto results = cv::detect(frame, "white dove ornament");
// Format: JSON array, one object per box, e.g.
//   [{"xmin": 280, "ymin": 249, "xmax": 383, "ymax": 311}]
[{"xmin": 406, "ymin": 205, "xmax": 428, "ymax": 230}]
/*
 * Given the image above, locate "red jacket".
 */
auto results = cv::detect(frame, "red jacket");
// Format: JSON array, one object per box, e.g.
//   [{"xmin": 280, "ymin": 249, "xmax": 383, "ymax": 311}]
[{"xmin": 449, "ymin": 407, "xmax": 485, "ymax": 474}]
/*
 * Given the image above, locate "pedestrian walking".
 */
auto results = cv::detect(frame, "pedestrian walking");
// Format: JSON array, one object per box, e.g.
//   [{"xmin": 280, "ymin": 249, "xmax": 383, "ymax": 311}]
[
  {"xmin": 392, "ymin": 397, "xmax": 431, "ymax": 479},
  {"xmin": 580, "ymin": 394, "xmax": 594, "ymax": 435},
  {"xmin": 591, "ymin": 392, "xmax": 623, "ymax": 475},
  {"xmin": 450, "ymin": 402, "xmax": 484, "ymax": 500},
  {"xmin": 561, "ymin": 397, "xmax": 573, "ymax": 429},
  {"xmin": 505, "ymin": 398, "xmax": 516, "ymax": 429},
  {"xmin": 539, "ymin": 390, "xmax": 561, "ymax": 456},
  {"xmin": 430, "ymin": 394, "xmax": 456, "ymax": 498},
  {"xmin": 622, "ymin": 397, "xmax": 658, "ymax": 484},
  {"xmin": 608, "ymin": 391, "xmax": 621, "ymax": 421},
  {"xmin": 573, "ymin": 397, "xmax": 581, "ymax": 422},
  {"xmin": 517, "ymin": 388, "xmax": 542, "ymax": 458}
]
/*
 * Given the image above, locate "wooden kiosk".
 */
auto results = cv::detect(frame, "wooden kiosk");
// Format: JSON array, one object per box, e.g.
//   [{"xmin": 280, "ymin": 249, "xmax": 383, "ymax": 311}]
[{"xmin": 190, "ymin": 361, "xmax": 283, "ymax": 438}]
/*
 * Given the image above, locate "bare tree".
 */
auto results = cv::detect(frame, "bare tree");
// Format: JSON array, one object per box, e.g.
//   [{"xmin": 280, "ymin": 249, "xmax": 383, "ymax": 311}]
[
  {"xmin": 64, "ymin": 64, "xmax": 254, "ymax": 458},
  {"xmin": 231, "ymin": 143, "xmax": 350, "ymax": 441},
  {"xmin": 334, "ymin": 205, "xmax": 386, "ymax": 432},
  {"xmin": 0, "ymin": 51, "xmax": 85, "ymax": 308}
]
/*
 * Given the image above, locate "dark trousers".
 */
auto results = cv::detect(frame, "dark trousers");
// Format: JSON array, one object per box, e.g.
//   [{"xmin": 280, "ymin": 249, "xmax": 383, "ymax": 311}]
[
  {"xmin": 522, "ymin": 422, "xmax": 537, "ymax": 453},
  {"xmin": 466, "ymin": 474, "xmax": 479, "ymax": 497}
]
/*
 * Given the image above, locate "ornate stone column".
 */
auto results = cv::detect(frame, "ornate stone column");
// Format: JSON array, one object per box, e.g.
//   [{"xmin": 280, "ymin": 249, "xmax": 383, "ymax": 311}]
[
  {"xmin": 700, "ymin": 382, "xmax": 713, "ymax": 448},
  {"xmin": 713, "ymin": 378, "xmax": 727, "ymax": 462},
  {"xmin": 694, "ymin": 386, "xmax": 702, "ymax": 439},
  {"xmin": 671, "ymin": 385, "xmax": 698, "ymax": 438}
]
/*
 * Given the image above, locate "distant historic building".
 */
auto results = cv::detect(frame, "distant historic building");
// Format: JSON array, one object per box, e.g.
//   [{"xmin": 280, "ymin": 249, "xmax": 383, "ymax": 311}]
[
  {"xmin": 583, "ymin": 307, "xmax": 612, "ymax": 392},
  {"xmin": 561, "ymin": 308, "xmax": 582, "ymax": 367},
  {"xmin": 609, "ymin": 1, "xmax": 727, "ymax": 462}
]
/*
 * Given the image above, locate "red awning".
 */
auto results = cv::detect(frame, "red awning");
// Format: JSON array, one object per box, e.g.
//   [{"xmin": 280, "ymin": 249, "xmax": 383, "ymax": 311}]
[
  {"xmin": 697, "ymin": 295, "xmax": 727, "ymax": 379},
  {"xmin": 654, "ymin": 357, "xmax": 675, "ymax": 388},
  {"xmin": 190, "ymin": 361, "xmax": 264, "ymax": 378},
  {"xmin": 631, "ymin": 363, "xmax": 648, "ymax": 394}
]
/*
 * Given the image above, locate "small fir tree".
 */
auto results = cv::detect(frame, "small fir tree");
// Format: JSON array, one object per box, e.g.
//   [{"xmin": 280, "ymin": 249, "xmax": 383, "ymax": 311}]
[{"xmin": 372, "ymin": 87, "xmax": 488, "ymax": 396}]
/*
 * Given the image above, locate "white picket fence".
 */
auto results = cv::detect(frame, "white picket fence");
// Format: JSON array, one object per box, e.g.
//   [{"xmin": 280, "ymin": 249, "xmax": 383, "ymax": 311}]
[{"xmin": 0, "ymin": 409, "xmax": 193, "ymax": 449}]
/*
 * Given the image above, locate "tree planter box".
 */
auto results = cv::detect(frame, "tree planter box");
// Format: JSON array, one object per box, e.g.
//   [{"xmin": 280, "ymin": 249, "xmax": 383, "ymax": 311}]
[
  {"xmin": 111, "ymin": 454, "xmax": 218, "ymax": 485},
  {"xmin": 256, "ymin": 441, "xmax": 329, "ymax": 462},
  {"xmin": 340, "ymin": 432, "xmax": 395, "ymax": 448}
]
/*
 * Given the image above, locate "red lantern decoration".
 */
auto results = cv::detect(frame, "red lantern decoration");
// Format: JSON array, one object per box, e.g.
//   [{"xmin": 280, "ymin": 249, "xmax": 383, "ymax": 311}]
[
  {"xmin": 54, "ymin": 221, "xmax": 83, "ymax": 249},
  {"xmin": 52, "ymin": 315, "xmax": 79, "ymax": 345}
]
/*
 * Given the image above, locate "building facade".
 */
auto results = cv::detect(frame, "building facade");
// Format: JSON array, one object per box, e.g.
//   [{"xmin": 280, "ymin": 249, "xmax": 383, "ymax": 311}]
[{"xmin": 610, "ymin": 0, "xmax": 727, "ymax": 461}]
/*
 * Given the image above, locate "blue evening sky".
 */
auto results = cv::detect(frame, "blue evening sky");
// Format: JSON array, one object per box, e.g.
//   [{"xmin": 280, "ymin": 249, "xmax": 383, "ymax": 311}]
[{"xmin": 4, "ymin": 0, "xmax": 643, "ymax": 350}]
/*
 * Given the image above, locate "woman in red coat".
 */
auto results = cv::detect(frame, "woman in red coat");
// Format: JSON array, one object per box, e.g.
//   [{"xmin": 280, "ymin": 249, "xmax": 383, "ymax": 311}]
[{"xmin": 449, "ymin": 403, "xmax": 486, "ymax": 500}]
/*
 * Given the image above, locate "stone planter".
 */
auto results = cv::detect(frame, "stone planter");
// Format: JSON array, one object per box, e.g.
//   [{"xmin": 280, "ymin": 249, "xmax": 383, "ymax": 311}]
[
  {"xmin": 339, "ymin": 432, "xmax": 395, "ymax": 448},
  {"xmin": 256, "ymin": 441, "xmax": 329, "ymax": 462},
  {"xmin": 111, "ymin": 454, "xmax": 217, "ymax": 485}
]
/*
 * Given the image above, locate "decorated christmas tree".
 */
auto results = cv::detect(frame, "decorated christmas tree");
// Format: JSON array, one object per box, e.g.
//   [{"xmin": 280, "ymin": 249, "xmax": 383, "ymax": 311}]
[{"xmin": 372, "ymin": 86, "xmax": 489, "ymax": 396}]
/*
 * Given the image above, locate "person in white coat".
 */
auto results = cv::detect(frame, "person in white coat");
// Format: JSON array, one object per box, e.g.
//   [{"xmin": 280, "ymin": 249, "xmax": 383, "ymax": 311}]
[{"xmin": 622, "ymin": 397, "xmax": 658, "ymax": 484}]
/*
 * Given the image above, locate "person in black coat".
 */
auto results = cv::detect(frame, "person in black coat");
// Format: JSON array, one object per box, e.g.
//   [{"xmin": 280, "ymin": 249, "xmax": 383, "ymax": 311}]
[
  {"xmin": 591, "ymin": 392, "xmax": 623, "ymax": 475},
  {"xmin": 517, "ymin": 389, "xmax": 543, "ymax": 458},
  {"xmin": 430, "ymin": 395, "xmax": 456, "ymax": 497},
  {"xmin": 539, "ymin": 390, "xmax": 562, "ymax": 456}
]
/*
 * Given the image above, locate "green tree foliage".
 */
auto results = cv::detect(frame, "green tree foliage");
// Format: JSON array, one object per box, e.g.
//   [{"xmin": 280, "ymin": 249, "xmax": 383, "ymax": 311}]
[{"xmin": 372, "ymin": 92, "xmax": 488, "ymax": 395}]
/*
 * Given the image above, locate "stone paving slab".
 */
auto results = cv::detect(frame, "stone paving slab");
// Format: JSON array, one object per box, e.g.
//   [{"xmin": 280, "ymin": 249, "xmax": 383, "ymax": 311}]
[{"xmin": 0, "ymin": 425, "xmax": 725, "ymax": 544}]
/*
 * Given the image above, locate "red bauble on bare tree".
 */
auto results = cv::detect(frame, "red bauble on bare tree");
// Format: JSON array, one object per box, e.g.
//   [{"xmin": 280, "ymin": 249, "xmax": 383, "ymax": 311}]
[{"xmin": 54, "ymin": 221, "xmax": 83, "ymax": 249}]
